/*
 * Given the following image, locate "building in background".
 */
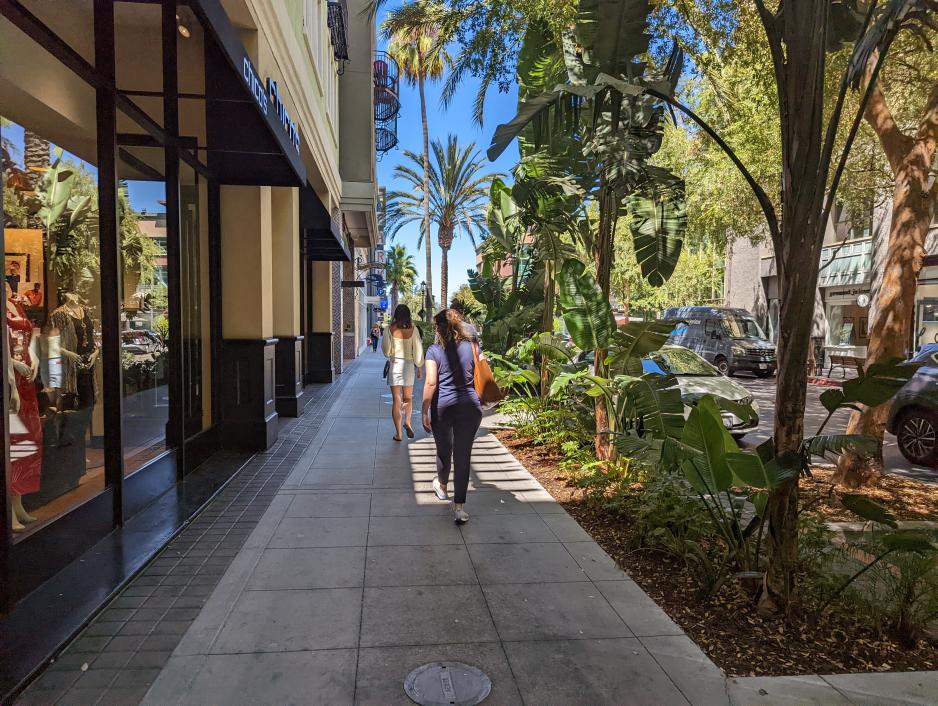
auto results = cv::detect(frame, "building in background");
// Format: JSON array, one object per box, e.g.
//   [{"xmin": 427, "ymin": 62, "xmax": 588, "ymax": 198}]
[
  {"xmin": 0, "ymin": 0, "xmax": 381, "ymax": 696},
  {"xmin": 724, "ymin": 199, "xmax": 938, "ymax": 368}
]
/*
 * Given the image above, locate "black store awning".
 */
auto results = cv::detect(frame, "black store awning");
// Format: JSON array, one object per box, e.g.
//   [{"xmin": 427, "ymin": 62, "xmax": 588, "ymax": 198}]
[
  {"xmin": 301, "ymin": 186, "xmax": 351, "ymax": 262},
  {"xmin": 194, "ymin": 0, "xmax": 307, "ymax": 186}
]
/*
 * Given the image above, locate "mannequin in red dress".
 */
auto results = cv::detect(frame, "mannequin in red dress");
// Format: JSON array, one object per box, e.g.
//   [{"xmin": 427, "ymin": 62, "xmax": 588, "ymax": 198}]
[{"xmin": 7, "ymin": 283, "xmax": 42, "ymax": 530}]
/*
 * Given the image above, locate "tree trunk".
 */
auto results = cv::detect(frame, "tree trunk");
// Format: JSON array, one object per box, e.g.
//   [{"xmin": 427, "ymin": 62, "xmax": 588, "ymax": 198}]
[
  {"xmin": 836, "ymin": 77, "xmax": 938, "ymax": 487},
  {"xmin": 391, "ymin": 283, "xmax": 399, "ymax": 311},
  {"xmin": 418, "ymin": 69, "xmax": 433, "ymax": 317},
  {"xmin": 540, "ymin": 259, "xmax": 554, "ymax": 398},
  {"xmin": 593, "ymin": 185, "xmax": 617, "ymax": 461},
  {"xmin": 756, "ymin": 1, "xmax": 830, "ymax": 616},
  {"xmin": 440, "ymin": 245, "xmax": 449, "ymax": 309}
]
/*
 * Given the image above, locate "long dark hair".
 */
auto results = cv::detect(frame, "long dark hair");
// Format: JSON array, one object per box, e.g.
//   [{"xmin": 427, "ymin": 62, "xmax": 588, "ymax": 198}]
[
  {"xmin": 434, "ymin": 308, "xmax": 469, "ymax": 348},
  {"xmin": 391, "ymin": 304, "xmax": 413, "ymax": 329}
]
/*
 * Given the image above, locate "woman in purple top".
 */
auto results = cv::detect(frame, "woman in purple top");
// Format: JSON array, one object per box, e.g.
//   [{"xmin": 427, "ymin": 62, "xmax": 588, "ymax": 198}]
[{"xmin": 421, "ymin": 309, "xmax": 482, "ymax": 524}]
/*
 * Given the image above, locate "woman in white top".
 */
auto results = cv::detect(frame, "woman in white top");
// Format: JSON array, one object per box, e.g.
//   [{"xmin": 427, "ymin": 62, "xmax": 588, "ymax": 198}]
[{"xmin": 381, "ymin": 304, "xmax": 424, "ymax": 441}]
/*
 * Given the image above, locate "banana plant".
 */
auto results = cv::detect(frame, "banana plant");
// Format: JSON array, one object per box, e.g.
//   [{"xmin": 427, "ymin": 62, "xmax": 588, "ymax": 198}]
[{"xmin": 557, "ymin": 258, "xmax": 616, "ymax": 352}]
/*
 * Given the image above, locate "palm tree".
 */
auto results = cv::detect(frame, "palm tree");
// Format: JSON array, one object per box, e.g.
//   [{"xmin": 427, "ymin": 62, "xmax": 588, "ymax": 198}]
[
  {"xmin": 384, "ymin": 244, "xmax": 418, "ymax": 311},
  {"xmin": 385, "ymin": 135, "xmax": 493, "ymax": 305},
  {"xmin": 383, "ymin": 0, "xmax": 452, "ymax": 316}
]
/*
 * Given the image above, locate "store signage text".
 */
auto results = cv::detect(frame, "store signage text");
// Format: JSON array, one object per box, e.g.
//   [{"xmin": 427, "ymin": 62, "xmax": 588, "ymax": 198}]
[
  {"xmin": 267, "ymin": 79, "xmax": 301, "ymax": 154},
  {"xmin": 826, "ymin": 285, "xmax": 869, "ymax": 304},
  {"xmin": 241, "ymin": 55, "xmax": 301, "ymax": 155}
]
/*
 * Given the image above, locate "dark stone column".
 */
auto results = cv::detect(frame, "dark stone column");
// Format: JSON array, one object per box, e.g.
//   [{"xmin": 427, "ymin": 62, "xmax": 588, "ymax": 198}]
[
  {"xmin": 306, "ymin": 331, "xmax": 334, "ymax": 383},
  {"xmin": 220, "ymin": 338, "xmax": 279, "ymax": 450},
  {"xmin": 275, "ymin": 336, "xmax": 306, "ymax": 417}
]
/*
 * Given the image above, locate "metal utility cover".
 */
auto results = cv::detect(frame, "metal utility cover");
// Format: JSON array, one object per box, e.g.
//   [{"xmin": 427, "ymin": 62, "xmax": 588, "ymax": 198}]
[{"xmin": 404, "ymin": 662, "xmax": 491, "ymax": 706}]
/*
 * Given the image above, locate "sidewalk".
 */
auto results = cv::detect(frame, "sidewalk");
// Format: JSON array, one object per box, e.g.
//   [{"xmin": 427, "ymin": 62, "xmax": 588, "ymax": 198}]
[
  {"xmin": 141, "ymin": 351, "xmax": 727, "ymax": 705},
  {"xmin": 19, "ymin": 351, "xmax": 938, "ymax": 704}
]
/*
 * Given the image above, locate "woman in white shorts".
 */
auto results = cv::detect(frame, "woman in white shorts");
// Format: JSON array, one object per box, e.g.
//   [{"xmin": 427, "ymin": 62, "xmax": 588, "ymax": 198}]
[{"xmin": 381, "ymin": 304, "xmax": 424, "ymax": 441}]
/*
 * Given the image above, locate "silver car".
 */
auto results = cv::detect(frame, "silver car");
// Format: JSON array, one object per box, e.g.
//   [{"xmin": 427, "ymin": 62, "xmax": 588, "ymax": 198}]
[{"xmin": 643, "ymin": 345, "xmax": 760, "ymax": 438}]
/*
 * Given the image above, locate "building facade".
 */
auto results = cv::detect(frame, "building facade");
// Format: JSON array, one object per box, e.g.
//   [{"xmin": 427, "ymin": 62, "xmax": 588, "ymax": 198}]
[
  {"xmin": 0, "ymin": 0, "xmax": 389, "ymax": 696},
  {"xmin": 725, "ymin": 199, "xmax": 938, "ymax": 368}
]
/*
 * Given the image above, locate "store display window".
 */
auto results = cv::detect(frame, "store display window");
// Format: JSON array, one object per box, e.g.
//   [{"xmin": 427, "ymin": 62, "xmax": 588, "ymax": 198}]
[
  {"xmin": 826, "ymin": 303, "xmax": 870, "ymax": 348},
  {"xmin": 2, "ymin": 110, "xmax": 107, "ymax": 536}
]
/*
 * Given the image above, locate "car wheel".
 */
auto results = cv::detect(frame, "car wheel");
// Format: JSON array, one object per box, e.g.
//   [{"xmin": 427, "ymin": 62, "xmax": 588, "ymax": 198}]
[
  {"xmin": 754, "ymin": 370, "xmax": 773, "ymax": 379},
  {"xmin": 896, "ymin": 408, "xmax": 938, "ymax": 467},
  {"xmin": 714, "ymin": 356, "xmax": 729, "ymax": 376}
]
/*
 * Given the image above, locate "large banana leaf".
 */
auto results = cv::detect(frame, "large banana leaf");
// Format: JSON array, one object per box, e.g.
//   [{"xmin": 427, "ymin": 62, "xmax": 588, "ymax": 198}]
[
  {"xmin": 804, "ymin": 434, "xmax": 878, "ymax": 461},
  {"xmin": 679, "ymin": 395, "xmax": 735, "ymax": 495},
  {"xmin": 627, "ymin": 180, "xmax": 686, "ymax": 287},
  {"xmin": 487, "ymin": 89, "xmax": 568, "ymax": 162},
  {"xmin": 557, "ymin": 259, "xmax": 616, "ymax": 351},
  {"xmin": 487, "ymin": 178, "xmax": 521, "ymax": 252},
  {"xmin": 619, "ymin": 372, "xmax": 684, "ymax": 440},
  {"xmin": 820, "ymin": 358, "xmax": 922, "ymax": 413},
  {"xmin": 576, "ymin": 0, "xmax": 652, "ymax": 80},
  {"xmin": 841, "ymin": 494, "xmax": 898, "ymax": 528}
]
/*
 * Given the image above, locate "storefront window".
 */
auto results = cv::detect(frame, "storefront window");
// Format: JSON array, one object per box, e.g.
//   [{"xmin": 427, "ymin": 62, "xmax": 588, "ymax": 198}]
[
  {"xmin": 826, "ymin": 303, "xmax": 870, "ymax": 348},
  {"xmin": 117, "ymin": 145, "xmax": 170, "ymax": 474},
  {"xmin": 1, "ymin": 35, "xmax": 107, "ymax": 536}
]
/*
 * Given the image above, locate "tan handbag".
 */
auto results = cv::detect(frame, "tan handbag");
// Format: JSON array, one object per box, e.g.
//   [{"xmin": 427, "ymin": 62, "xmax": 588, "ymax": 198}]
[{"xmin": 472, "ymin": 343, "xmax": 503, "ymax": 405}]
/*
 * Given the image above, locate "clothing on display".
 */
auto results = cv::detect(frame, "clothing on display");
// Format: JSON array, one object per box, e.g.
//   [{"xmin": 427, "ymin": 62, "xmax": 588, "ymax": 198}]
[
  {"xmin": 7, "ymin": 298, "xmax": 42, "ymax": 496},
  {"xmin": 49, "ymin": 297, "xmax": 98, "ymax": 410}
]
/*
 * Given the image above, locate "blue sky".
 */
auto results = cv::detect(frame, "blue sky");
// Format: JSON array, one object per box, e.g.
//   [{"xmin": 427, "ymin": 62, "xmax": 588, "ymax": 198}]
[{"xmin": 376, "ymin": 25, "xmax": 520, "ymax": 298}]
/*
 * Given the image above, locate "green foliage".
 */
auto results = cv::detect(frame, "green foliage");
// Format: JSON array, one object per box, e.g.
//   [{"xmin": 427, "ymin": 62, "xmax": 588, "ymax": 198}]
[
  {"xmin": 626, "ymin": 178, "xmax": 687, "ymax": 286},
  {"xmin": 557, "ymin": 259, "xmax": 616, "ymax": 350}
]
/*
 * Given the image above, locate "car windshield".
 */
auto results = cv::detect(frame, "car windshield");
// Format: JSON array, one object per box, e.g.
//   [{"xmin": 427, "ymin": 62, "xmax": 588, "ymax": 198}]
[
  {"xmin": 724, "ymin": 316, "xmax": 765, "ymax": 340},
  {"xmin": 645, "ymin": 348, "xmax": 718, "ymax": 377}
]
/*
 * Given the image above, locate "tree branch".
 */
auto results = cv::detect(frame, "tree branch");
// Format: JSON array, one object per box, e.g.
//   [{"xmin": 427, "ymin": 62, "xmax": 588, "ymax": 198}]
[
  {"xmin": 864, "ymin": 52, "xmax": 914, "ymax": 175},
  {"xmin": 819, "ymin": 45, "xmax": 891, "ymax": 241}
]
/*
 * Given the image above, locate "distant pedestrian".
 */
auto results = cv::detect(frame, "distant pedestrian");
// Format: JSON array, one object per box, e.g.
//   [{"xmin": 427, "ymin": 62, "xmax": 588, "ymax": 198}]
[
  {"xmin": 449, "ymin": 299, "xmax": 480, "ymax": 346},
  {"xmin": 422, "ymin": 309, "xmax": 483, "ymax": 524},
  {"xmin": 382, "ymin": 305, "xmax": 424, "ymax": 441},
  {"xmin": 370, "ymin": 324, "xmax": 380, "ymax": 352}
]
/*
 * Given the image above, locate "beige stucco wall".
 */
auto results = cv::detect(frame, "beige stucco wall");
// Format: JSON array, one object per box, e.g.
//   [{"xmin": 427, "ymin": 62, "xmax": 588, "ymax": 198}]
[
  {"xmin": 220, "ymin": 185, "xmax": 273, "ymax": 339},
  {"xmin": 271, "ymin": 187, "xmax": 301, "ymax": 337}
]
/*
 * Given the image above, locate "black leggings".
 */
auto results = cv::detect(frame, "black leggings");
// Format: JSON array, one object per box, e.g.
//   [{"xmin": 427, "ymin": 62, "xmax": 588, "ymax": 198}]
[{"xmin": 432, "ymin": 402, "xmax": 482, "ymax": 504}]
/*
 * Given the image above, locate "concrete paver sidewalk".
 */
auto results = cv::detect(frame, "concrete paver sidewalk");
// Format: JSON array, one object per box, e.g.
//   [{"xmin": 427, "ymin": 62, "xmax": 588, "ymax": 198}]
[{"xmin": 141, "ymin": 352, "xmax": 728, "ymax": 705}]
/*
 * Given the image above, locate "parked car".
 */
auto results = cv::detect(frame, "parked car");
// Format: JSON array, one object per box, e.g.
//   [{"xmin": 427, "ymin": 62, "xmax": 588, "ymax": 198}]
[
  {"xmin": 887, "ymin": 344, "xmax": 938, "ymax": 467},
  {"xmin": 644, "ymin": 345, "xmax": 760, "ymax": 437},
  {"xmin": 662, "ymin": 306, "xmax": 776, "ymax": 378},
  {"xmin": 576, "ymin": 345, "xmax": 760, "ymax": 437}
]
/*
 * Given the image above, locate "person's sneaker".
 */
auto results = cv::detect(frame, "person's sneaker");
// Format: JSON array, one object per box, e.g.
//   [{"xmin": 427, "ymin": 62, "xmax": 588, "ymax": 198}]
[
  {"xmin": 454, "ymin": 508, "xmax": 470, "ymax": 525},
  {"xmin": 432, "ymin": 478, "xmax": 448, "ymax": 501}
]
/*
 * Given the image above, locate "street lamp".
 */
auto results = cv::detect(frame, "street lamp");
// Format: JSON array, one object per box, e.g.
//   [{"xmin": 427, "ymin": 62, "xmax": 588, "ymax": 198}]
[{"xmin": 419, "ymin": 281, "xmax": 428, "ymax": 320}]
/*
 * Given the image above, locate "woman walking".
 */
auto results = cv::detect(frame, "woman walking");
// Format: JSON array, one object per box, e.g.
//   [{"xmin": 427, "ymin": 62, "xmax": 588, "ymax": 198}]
[
  {"xmin": 421, "ymin": 309, "xmax": 483, "ymax": 524},
  {"xmin": 370, "ymin": 324, "xmax": 380, "ymax": 352},
  {"xmin": 382, "ymin": 305, "xmax": 424, "ymax": 441}
]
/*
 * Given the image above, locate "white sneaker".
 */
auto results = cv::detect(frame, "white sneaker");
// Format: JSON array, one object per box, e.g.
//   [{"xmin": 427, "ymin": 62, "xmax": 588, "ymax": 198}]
[
  {"xmin": 432, "ymin": 478, "xmax": 448, "ymax": 501},
  {"xmin": 454, "ymin": 508, "xmax": 469, "ymax": 525}
]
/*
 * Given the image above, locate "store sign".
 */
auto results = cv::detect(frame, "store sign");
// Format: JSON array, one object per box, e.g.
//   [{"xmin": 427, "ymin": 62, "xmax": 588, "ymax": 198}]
[
  {"xmin": 241, "ymin": 55, "xmax": 301, "ymax": 154},
  {"xmin": 826, "ymin": 285, "xmax": 869, "ymax": 304},
  {"xmin": 267, "ymin": 79, "xmax": 301, "ymax": 154}
]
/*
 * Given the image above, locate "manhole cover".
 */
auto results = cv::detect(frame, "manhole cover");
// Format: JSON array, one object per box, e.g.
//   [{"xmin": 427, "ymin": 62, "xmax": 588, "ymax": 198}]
[{"xmin": 404, "ymin": 662, "xmax": 491, "ymax": 706}]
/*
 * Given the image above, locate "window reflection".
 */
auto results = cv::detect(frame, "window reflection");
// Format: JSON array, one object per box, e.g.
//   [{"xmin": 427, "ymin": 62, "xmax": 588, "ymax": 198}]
[{"xmin": 118, "ymin": 146, "xmax": 169, "ymax": 473}]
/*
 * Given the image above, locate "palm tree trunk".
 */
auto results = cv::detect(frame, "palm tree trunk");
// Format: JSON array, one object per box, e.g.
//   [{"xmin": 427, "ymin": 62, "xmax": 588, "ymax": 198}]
[
  {"xmin": 440, "ymin": 246, "xmax": 449, "ymax": 308},
  {"xmin": 391, "ymin": 283, "xmax": 399, "ymax": 311},
  {"xmin": 418, "ymin": 69, "xmax": 433, "ymax": 316},
  {"xmin": 540, "ymin": 259, "xmax": 554, "ymax": 398}
]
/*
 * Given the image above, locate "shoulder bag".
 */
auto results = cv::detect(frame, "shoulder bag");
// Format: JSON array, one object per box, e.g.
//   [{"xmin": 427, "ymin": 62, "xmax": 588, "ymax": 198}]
[{"xmin": 472, "ymin": 343, "xmax": 503, "ymax": 405}]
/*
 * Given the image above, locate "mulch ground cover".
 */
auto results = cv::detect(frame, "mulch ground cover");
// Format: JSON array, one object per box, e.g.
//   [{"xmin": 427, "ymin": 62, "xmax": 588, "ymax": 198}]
[{"xmin": 496, "ymin": 429, "xmax": 938, "ymax": 677}]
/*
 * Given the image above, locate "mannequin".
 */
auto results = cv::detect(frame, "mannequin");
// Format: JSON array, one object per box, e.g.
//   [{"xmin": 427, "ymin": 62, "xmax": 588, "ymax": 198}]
[
  {"xmin": 50, "ymin": 292, "xmax": 98, "ymax": 409},
  {"xmin": 7, "ymin": 283, "xmax": 42, "ymax": 529}
]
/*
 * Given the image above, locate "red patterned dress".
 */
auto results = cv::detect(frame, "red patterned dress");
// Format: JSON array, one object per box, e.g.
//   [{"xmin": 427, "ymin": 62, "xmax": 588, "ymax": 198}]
[{"xmin": 8, "ymin": 301, "xmax": 42, "ymax": 495}]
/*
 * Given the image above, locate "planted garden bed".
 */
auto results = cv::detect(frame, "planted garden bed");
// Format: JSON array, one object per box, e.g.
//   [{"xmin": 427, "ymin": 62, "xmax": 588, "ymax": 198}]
[{"xmin": 496, "ymin": 429, "xmax": 938, "ymax": 677}]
